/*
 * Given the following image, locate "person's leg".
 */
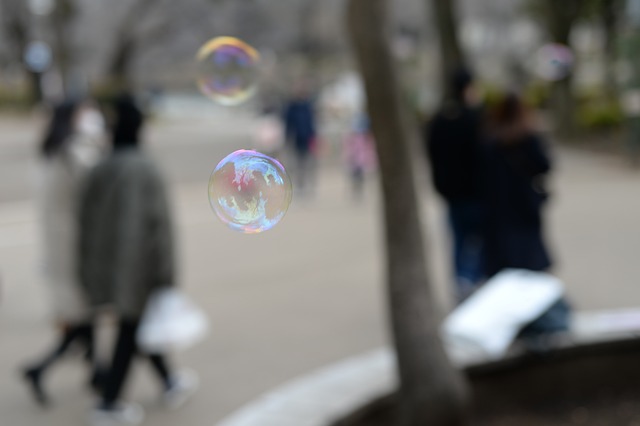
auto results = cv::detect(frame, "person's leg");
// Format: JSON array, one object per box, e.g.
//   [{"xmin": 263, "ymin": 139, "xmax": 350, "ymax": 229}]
[
  {"xmin": 22, "ymin": 323, "xmax": 89, "ymax": 406},
  {"xmin": 463, "ymin": 202, "xmax": 487, "ymax": 285},
  {"xmin": 520, "ymin": 298, "xmax": 571, "ymax": 337},
  {"xmin": 295, "ymin": 149, "xmax": 307, "ymax": 195},
  {"xmin": 307, "ymin": 149, "xmax": 318, "ymax": 197},
  {"xmin": 26, "ymin": 324, "xmax": 87, "ymax": 373},
  {"xmin": 66, "ymin": 322, "xmax": 104, "ymax": 392},
  {"xmin": 75, "ymin": 323, "xmax": 95, "ymax": 362},
  {"xmin": 449, "ymin": 201, "xmax": 485, "ymax": 303},
  {"xmin": 100, "ymin": 319, "xmax": 138, "ymax": 409},
  {"xmin": 76, "ymin": 322, "xmax": 111, "ymax": 393},
  {"xmin": 91, "ymin": 319, "xmax": 145, "ymax": 425},
  {"xmin": 448, "ymin": 203, "xmax": 470, "ymax": 302},
  {"xmin": 148, "ymin": 353, "xmax": 199, "ymax": 409},
  {"xmin": 147, "ymin": 354, "xmax": 172, "ymax": 390}
]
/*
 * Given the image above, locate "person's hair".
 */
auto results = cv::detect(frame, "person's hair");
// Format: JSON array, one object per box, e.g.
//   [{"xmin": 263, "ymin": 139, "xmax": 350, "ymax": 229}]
[
  {"xmin": 439, "ymin": 67, "xmax": 474, "ymax": 116},
  {"xmin": 450, "ymin": 67, "xmax": 474, "ymax": 103},
  {"xmin": 488, "ymin": 92, "xmax": 534, "ymax": 144},
  {"xmin": 41, "ymin": 100, "xmax": 78, "ymax": 158},
  {"xmin": 111, "ymin": 93, "xmax": 144, "ymax": 149}
]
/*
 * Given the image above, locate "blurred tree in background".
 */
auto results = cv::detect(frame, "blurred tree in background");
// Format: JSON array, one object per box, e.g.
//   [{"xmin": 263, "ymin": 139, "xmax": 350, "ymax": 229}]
[
  {"xmin": 598, "ymin": 0, "xmax": 625, "ymax": 94},
  {"xmin": 51, "ymin": 0, "xmax": 76, "ymax": 94},
  {"xmin": 527, "ymin": 0, "xmax": 584, "ymax": 137},
  {"xmin": 0, "ymin": 0, "xmax": 633, "ymax": 142},
  {"xmin": 577, "ymin": 0, "xmax": 625, "ymax": 94},
  {"xmin": 0, "ymin": 0, "xmax": 42, "ymax": 104},
  {"xmin": 524, "ymin": 0, "xmax": 629, "ymax": 137},
  {"xmin": 104, "ymin": 0, "xmax": 174, "ymax": 90},
  {"xmin": 430, "ymin": 0, "xmax": 467, "ymax": 100}
]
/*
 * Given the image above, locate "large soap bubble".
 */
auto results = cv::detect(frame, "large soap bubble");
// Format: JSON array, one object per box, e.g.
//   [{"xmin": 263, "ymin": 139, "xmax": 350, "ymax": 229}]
[{"xmin": 209, "ymin": 150, "xmax": 292, "ymax": 233}]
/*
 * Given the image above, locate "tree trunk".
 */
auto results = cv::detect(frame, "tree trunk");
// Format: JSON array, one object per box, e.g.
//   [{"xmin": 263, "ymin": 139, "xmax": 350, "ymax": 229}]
[
  {"xmin": 103, "ymin": 0, "xmax": 171, "ymax": 90},
  {"xmin": 347, "ymin": 1, "xmax": 470, "ymax": 426},
  {"xmin": 601, "ymin": 0, "xmax": 620, "ymax": 95},
  {"xmin": 107, "ymin": 36, "xmax": 136, "ymax": 90},
  {"xmin": 544, "ymin": 0, "xmax": 582, "ymax": 138},
  {"xmin": 431, "ymin": 0, "xmax": 466, "ymax": 99},
  {"xmin": 51, "ymin": 0, "xmax": 76, "ymax": 95},
  {"xmin": 27, "ymin": 70, "xmax": 44, "ymax": 104},
  {"xmin": 0, "ymin": 0, "xmax": 42, "ymax": 105}
]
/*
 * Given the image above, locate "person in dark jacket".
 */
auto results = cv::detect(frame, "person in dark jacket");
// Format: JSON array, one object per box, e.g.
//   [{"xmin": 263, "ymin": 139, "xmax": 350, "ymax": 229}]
[
  {"xmin": 79, "ymin": 94, "xmax": 196, "ymax": 425},
  {"xmin": 483, "ymin": 93, "xmax": 552, "ymax": 276},
  {"xmin": 483, "ymin": 93, "xmax": 569, "ymax": 338},
  {"xmin": 426, "ymin": 68, "xmax": 485, "ymax": 302},
  {"xmin": 284, "ymin": 83, "xmax": 317, "ymax": 196}
]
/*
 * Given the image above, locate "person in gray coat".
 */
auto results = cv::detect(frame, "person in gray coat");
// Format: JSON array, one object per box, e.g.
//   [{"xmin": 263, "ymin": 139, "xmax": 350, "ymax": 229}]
[
  {"xmin": 22, "ymin": 99, "xmax": 106, "ymax": 407},
  {"xmin": 79, "ymin": 94, "xmax": 196, "ymax": 425}
]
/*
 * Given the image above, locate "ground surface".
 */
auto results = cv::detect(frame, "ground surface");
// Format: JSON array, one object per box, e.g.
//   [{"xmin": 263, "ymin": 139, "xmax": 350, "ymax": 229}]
[{"xmin": 1, "ymin": 111, "xmax": 639, "ymax": 426}]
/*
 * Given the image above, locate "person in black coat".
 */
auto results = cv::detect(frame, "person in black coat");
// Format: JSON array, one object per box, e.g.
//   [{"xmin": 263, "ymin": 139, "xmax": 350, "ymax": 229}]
[
  {"xmin": 482, "ymin": 93, "xmax": 552, "ymax": 277},
  {"xmin": 483, "ymin": 93, "xmax": 569, "ymax": 338},
  {"xmin": 425, "ymin": 68, "xmax": 486, "ymax": 302}
]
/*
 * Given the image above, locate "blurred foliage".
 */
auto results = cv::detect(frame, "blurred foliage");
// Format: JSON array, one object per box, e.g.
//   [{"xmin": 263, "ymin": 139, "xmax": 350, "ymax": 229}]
[
  {"xmin": 478, "ymin": 82, "xmax": 552, "ymax": 111},
  {"xmin": 577, "ymin": 102, "xmax": 624, "ymax": 129},
  {"xmin": 475, "ymin": 82, "xmax": 547, "ymax": 112},
  {"xmin": 523, "ymin": 82, "xmax": 551, "ymax": 109},
  {"xmin": 579, "ymin": 0, "xmax": 625, "ymax": 21},
  {"xmin": 91, "ymin": 82, "xmax": 122, "ymax": 106},
  {"xmin": 0, "ymin": 84, "xmax": 32, "ymax": 111},
  {"xmin": 576, "ymin": 88, "xmax": 624, "ymax": 130},
  {"xmin": 477, "ymin": 81, "xmax": 624, "ymax": 132},
  {"xmin": 479, "ymin": 83, "xmax": 505, "ymax": 110},
  {"xmin": 522, "ymin": 0, "xmax": 617, "ymax": 27}
]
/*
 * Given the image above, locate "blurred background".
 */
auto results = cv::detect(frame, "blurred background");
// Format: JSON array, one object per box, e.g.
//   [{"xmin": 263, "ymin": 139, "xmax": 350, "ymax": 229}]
[{"xmin": 1, "ymin": 0, "xmax": 640, "ymax": 425}]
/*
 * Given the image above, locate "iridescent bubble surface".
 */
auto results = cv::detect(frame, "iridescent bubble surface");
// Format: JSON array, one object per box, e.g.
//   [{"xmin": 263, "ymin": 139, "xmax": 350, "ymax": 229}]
[
  {"xmin": 209, "ymin": 150, "xmax": 292, "ymax": 233},
  {"xmin": 535, "ymin": 43, "xmax": 574, "ymax": 82},
  {"xmin": 196, "ymin": 37, "xmax": 260, "ymax": 106}
]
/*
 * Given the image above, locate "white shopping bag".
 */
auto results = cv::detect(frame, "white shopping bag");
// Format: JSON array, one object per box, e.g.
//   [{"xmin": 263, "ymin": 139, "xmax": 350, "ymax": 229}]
[
  {"xmin": 137, "ymin": 288, "xmax": 209, "ymax": 353},
  {"xmin": 442, "ymin": 269, "xmax": 564, "ymax": 360}
]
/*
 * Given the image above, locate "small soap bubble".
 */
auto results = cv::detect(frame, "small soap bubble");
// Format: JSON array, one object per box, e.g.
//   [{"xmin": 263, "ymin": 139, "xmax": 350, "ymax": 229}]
[
  {"xmin": 209, "ymin": 150, "xmax": 292, "ymax": 233},
  {"xmin": 196, "ymin": 37, "xmax": 260, "ymax": 106},
  {"xmin": 534, "ymin": 43, "xmax": 574, "ymax": 81}
]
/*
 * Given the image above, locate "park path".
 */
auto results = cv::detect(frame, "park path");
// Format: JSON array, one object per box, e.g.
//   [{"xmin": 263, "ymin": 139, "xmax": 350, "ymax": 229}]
[{"xmin": 0, "ymin": 115, "xmax": 638, "ymax": 425}]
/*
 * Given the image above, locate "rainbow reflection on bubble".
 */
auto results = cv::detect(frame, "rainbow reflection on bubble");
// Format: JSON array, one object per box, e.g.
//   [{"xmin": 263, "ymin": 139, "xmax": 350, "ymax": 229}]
[
  {"xmin": 535, "ymin": 43, "xmax": 574, "ymax": 82},
  {"xmin": 196, "ymin": 37, "xmax": 260, "ymax": 106},
  {"xmin": 209, "ymin": 150, "xmax": 292, "ymax": 234}
]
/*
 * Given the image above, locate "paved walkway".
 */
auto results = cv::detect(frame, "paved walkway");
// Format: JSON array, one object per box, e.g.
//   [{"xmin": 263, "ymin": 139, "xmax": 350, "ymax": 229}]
[{"xmin": 0, "ymin": 116, "xmax": 639, "ymax": 426}]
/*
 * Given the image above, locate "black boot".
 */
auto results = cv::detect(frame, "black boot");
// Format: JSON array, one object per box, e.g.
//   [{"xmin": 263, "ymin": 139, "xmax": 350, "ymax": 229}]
[{"xmin": 22, "ymin": 367, "xmax": 50, "ymax": 407}]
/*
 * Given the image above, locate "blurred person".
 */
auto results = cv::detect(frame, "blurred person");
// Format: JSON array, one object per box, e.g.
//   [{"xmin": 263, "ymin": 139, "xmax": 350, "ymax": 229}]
[
  {"xmin": 483, "ymin": 93, "xmax": 552, "ymax": 277},
  {"xmin": 79, "ymin": 94, "xmax": 197, "ymax": 425},
  {"xmin": 425, "ymin": 68, "xmax": 486, "ymax": 302},
  {"xmin": 253, "ymin": 105, "xmax": 285, "ymax": 158},
  {"xmin": 343, "ymin": 114, "xmax": 377, "ymax": 200},
  {"xmin": 22, "ymin": 99, "xmax": 107, "ymax": 407},
  {"xmin": 483, "ymin": 93, "xmax": 569, "ymax": 337},
  {"xmin": 283, "ymin": 82, "xmax": 317, "ymax": 197}
]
